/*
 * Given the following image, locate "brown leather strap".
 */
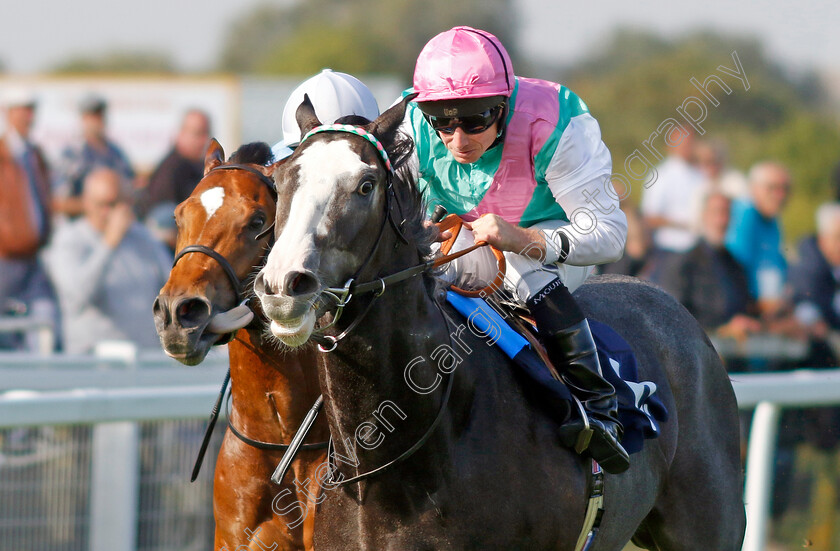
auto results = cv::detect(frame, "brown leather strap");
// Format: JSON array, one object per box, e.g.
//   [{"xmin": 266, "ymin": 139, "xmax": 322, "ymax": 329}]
[{"xmin": 433, "ymin": 214, "xmax": 507, "ymax": 298}]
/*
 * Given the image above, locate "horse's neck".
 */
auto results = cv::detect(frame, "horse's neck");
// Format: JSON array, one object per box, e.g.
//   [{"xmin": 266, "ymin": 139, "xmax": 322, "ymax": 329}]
[
  {"xmin": 228, "ymin": 328, "xmax": 323, "ymax": 443},
  {"xmin": 321, "ymin": 273, "xmax": 457, "ymax": 485}
]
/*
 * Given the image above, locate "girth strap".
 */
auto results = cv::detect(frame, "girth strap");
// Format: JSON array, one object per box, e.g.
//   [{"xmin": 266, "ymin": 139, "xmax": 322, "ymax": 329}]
[{"xmin": 574, "ymin": 459, "xmax": 606, "ymax": 551}]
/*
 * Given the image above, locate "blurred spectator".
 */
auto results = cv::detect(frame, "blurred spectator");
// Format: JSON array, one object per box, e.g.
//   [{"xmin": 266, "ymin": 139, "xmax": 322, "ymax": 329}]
[
  {"xmin": 140, "ymin": 109, "xmax": 210, "ymax": 217},
  {"xmin": 599, "ymin": 203, "xmax": 650, "ymax": 277},
  {"xmin": 44, "ymin": 168, "xmax": 171, "ymax": 354},
  {"xmin": 694, "ymin": 139, "xmax": 748, "ymax": 200},
  {"xmin": 788, "ymin": 203, "xmax": 840, "ymax": 453},
  {"xmin": 53, "ymin": 94, "xmax": 134, "ymax": 219},
  {"xmin": 0, "ymin": 88, "xmax": 59, "ymax": 351},
  {"xmin": 145, "ymin": 201, "xmax": 178, "ymax": 256},
  {"xmin": 725, "ymin": 162, "xmax": 791, "ymax": 311},
  {"xmin": 641, "ymin": 127, "xmax": 704, "ymax": 254},
  {"xmin": 659, "ymin": 192, "xmax": 760, "ymax": 338},
  {"xmin": 640, "ymin": 128, "xmax": 704, "ymax": 284},
  {"xmin": 791, "ymin": 203, "xmax": 840, "ymax": 336}
]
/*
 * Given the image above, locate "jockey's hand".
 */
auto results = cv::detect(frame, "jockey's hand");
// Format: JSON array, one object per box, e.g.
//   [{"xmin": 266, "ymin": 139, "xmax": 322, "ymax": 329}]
[
  {"xmin": 423, "ymin": 220, "xmax": 452, "ymax": 243},
  {"xmin": 464, "ymin": 214, "xmax": 546, "ymax": 258}
]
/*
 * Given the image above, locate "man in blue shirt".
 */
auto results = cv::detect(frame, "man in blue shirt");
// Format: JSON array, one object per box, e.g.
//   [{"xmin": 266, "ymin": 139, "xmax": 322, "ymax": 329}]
[
  {"xmin": 54, "ymin": 95, "xmax": 135, "ymax": 219},
  {"xmin": 725, "ymin": 161, "xmax": 791, "ymax": 306}
]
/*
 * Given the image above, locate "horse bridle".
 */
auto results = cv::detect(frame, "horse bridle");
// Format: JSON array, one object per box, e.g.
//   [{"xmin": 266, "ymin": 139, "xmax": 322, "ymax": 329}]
[
  {"xmin": 183, "ymin": 164, "xmax": 330, "ymax": 481},
  {"xmin": 171, "ymin": 163, "xmax": 278, "ymax": 334},
  {"xmin": 269, "ymin": 124, "xmax": 456, "ymax": 489},
  {"xmin": 294, "ymin": 125, "xmax": 431, "ymax": 352}
]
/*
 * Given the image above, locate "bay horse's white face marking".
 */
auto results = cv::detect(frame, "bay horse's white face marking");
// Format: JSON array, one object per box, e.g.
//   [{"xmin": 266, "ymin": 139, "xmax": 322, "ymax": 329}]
[
  {"xmin": 257, "ymin": 137, "xmax": 383, "ymax": 346},
  {"xmin": 200, "ymin": 187, "xmax": 225, "ymax": 219}
]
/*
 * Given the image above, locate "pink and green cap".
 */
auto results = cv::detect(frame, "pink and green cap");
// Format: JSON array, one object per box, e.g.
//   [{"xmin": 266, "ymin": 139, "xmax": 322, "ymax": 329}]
[{"xmin": 413, "ymin": 26, "xmax": 514, "ymax": 106}]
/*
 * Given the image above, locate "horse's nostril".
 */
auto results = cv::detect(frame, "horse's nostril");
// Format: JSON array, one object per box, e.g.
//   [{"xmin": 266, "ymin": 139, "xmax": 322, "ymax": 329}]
[
  {"xmin": 152, "ymin": 296, "xmax": 170, "ymax": 325},
  {"xmin": 254, "ymin": 272, "xmax": 275, "ymax": 295},
  {"xmin": 283, "ymin": 271, "xmax": 318, "ymax": 296},
  {"xmin": 174, "ymin": 297, "xmax": 212, "ymax": 327}
]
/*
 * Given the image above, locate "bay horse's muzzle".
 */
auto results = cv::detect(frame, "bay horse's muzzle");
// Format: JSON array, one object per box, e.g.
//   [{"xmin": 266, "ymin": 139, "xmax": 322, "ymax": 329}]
[
  {"xmin": 153, "ymin": 293, "xmax": 218, "ymax": 364},
  {"xmin": 154, "ymin": 295, "xmax": 213, "ymax": 330}
]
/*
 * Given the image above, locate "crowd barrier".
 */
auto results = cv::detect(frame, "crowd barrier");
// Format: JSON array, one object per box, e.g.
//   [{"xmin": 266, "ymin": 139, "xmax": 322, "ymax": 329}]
[{"xmin": 1, "ymin": 350, "xmax": 838, "ymax": 551}]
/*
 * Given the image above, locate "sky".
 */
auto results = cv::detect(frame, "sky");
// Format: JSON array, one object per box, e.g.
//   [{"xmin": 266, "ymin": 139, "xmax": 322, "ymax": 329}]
[{"xmin": 1, "ymin": 0, "xmax": 839, "ymax": 76}]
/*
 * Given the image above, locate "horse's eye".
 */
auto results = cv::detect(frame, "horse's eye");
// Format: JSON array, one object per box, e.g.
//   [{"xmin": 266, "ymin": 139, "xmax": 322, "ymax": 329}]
[
  {"xmin": 357, "ymin": 179, "xmax": 375, "ymax": 196},
  {"xmin": 248, "ymin": 213, "xmax": 266, "ymax": 231}
]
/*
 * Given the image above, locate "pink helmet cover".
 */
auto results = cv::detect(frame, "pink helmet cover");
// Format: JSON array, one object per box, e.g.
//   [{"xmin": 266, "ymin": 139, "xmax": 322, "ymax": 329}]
[{"xmin": 413, "ymin": 26, "xmax": 514, "ymax": 102}]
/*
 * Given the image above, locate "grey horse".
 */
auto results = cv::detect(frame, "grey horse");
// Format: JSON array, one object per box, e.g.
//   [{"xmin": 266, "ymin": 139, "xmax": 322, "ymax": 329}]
[{"xmin": 254, "ymin": 95, "xmax": 746, "ymax": 550}]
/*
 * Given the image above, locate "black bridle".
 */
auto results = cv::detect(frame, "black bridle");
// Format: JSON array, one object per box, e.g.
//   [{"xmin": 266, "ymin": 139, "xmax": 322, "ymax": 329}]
[
  {"xmin": 297, "ymin": 128, "xmax": 436, "ymax": 352},
  {"xmin": 269, "ymin": 126, "xmax": 455, "ymax": 488},
  {"xmin": 172, "ymin": 163, "xmax": 277, "ymax": 310}
]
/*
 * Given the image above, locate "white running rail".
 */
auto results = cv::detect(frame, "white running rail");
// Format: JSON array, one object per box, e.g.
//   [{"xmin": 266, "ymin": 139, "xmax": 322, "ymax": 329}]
[{"xmin": 1, "ymin": 359, "xmax": 839, "ymax": 551}]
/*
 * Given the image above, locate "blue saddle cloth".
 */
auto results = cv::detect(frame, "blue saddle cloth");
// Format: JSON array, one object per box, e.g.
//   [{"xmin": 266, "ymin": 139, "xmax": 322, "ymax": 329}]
[{"xmin": 446, "ymin": 291, "xmax": 668, "ymax": 454}]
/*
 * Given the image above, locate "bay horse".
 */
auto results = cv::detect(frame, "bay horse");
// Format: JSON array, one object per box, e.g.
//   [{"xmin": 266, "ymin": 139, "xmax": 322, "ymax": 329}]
[
  {"xmin": 153, "ymin": 140, "xmax": 328, "ymax": 551},
  {"xmin": 254, "ymin": 96, "xmax": 746, "ymax": 550}
]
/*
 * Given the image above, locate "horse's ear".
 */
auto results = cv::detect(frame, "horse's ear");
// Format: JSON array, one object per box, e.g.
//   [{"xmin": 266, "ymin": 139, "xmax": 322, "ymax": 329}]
[
  {"xmin": 367, "ymin": 93, "xmax": 417, "ymax": 144},
  {"xmin": 296, "ymin": 94, "xmax": 322, "ymax": 138},
  {"xmin": 258, "ymin": 157, "xmax": 287, "ymax": 180},
  {"xmin": 204, "ymin": 138, "xmax": 224, "ymax": 175}
]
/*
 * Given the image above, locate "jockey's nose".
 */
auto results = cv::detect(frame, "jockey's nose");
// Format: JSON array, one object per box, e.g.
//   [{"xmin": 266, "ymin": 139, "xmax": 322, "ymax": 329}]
[{"xmin": 450, "ymin": 127, "xmax": 470, "ymax": 147}]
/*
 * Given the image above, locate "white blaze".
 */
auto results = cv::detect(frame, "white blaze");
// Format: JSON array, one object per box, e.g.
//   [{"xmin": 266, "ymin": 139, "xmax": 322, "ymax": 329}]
[
  {"xmin": 200, "ymin": 187, "xmax": 225, "ymax": 219},
  {"xmin": 260, "ymin": 139, "xmax": 376, "ymax": 344},
  {"xmin": 276, "ymin": 140, "xmax": 372, "ymax": 249}
]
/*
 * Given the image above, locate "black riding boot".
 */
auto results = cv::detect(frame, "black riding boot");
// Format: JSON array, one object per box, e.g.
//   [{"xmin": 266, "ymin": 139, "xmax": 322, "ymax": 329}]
[{"xmin": 527, "ymin": 280, "xmax": 630, "ymax": 474}]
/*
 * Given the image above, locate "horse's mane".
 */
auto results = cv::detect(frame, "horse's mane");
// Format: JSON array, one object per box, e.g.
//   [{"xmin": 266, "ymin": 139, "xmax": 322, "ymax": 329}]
[
  {"xmin": 228, "ymin": 142, "xmax": 273, "ymax": 165},
  {"xmin": 392, "ymin": 167, "xmax": 436, "ymax": 261},
  {"xmin": 385, "ymin": 125, "xmax": 436, "ymax": 261}
]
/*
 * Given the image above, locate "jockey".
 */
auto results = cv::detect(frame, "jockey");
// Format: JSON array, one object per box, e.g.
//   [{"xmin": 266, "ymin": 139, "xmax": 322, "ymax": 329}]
[
  {"xmin": 271, "ymin": 69, "xmax": 381, "ymax": 161},
  {"xmin": 405, "ymin": 26, "xmax": 630, "ymax": 473}
]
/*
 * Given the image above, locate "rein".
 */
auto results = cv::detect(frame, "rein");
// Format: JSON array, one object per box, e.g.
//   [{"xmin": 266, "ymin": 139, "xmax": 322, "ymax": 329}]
[
  {"xmin": 302, "ymin": 125, "xmax": 496, "ymax": 352},
  {"xmin": 324, "ymin": 301, "xmax": 457, "ymax": 488},
  {"xmin": 226, "ymin": 390, "xmax": 328, "ymax": 452},
  {"xmin": 277, "ymin": 124, "xmax": 459, "ymax": 488}
]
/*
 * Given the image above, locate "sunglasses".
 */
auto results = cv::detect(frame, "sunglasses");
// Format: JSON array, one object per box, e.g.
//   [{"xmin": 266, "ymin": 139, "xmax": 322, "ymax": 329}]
[{"xmin": 425, "ymin": 104, "xmax": 505, "ymax": 135}]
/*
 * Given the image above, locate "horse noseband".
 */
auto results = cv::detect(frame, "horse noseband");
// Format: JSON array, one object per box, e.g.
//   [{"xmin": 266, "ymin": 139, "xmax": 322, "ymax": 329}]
[{"xmin": 173, "ymin": 244, "xmax": 243, "ymax": 304}]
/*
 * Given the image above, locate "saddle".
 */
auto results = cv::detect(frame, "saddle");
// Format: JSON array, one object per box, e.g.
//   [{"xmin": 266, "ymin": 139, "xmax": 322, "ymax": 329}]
[
  {"xmin": 445, "ymin": 290, "xmax": 667, "ymax": 455},
  {"xmin": 435, "ymin": 213, "xmax": 666, "ymax": 454}
]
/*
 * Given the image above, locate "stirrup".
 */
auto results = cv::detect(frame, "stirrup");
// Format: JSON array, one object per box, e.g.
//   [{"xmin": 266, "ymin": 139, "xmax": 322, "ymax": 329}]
[{"xmin": 572, "ymin": 395, "xmax": 594, "ymax": 454}]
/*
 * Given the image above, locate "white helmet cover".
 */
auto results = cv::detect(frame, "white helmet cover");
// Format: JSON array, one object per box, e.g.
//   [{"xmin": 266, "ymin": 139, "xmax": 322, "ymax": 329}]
[{"xmin": 281, "ymin": 69, "xmax": 380, "ymax": 148}]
